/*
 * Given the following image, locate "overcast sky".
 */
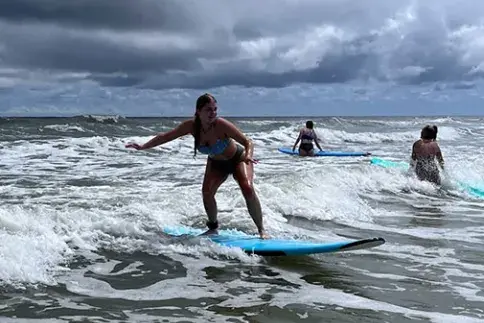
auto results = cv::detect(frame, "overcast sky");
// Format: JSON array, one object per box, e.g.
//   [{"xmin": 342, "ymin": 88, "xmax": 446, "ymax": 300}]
[{"xmin": 0, "ymin": 0, "xmax": 483, "ymax": 116}]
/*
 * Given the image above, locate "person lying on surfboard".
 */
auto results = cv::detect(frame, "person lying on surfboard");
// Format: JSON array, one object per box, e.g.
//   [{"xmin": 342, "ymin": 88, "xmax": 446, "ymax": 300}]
[
  {"xmin": 410, "ymin": 125, "xmax": 445, "ymax": 185},
  {"xmin": 292, "ymin": 120, "xmax": 323, "ymax": 156},
  {"xmin": 125, "ymin": 93, "xmax": 269, "ymax": 239}
]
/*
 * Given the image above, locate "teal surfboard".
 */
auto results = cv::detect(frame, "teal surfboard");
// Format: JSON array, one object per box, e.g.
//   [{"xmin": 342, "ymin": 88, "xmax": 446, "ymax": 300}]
[
  {"xmin": 370, "ymin": 157, "xmax": 409, "ymax": 169},
  {"xmin": 370, "ymin": 157, "xmax": 484, "ymax": 198},
  {"xmin": 278, "ymin": 147, "xmax": 371, "ymax": 157},
  {"xmin": 162, "ymin": 226, "xmax": 385, "ymax": 256}
]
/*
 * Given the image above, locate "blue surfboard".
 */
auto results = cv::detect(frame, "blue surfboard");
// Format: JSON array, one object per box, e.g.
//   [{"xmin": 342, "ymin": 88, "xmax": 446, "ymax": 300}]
[
  {"xmin": 370, "ymin": 157, "xmax": 484, "ymax": 198},
  {"xmin": 278, "ymin": 147, "xmax": 371, "ymax": 157},
  {"xmin": 162, "ymin": 226, "xmax": 385, "ymax": 256}
]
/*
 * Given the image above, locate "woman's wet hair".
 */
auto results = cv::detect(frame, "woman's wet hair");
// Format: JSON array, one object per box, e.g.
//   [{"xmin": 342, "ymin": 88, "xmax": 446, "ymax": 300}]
[
  {"xmin": 421, "ymin": 125, "xmax": 436, "ymax": 140},
  {"xmin": 432, "ymin": 125, "xmax": 438, "ymax": 140},
  {"xmin": 306, "ymin": 120, "xmax": 314, "ymax": 129},
  {"xmin": 193, "ymin": 93, "xmax": 216, "ymax": 157}
]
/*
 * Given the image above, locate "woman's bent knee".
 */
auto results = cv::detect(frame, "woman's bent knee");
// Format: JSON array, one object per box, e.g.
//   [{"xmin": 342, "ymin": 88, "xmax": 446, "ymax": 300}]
[
  {"xmin": 202, "ymin": 188, "xmax": 215, "ymax": 199},
  {"xmin": 239, "ymin": 181, "xmax": 255, "ymax": 199}
]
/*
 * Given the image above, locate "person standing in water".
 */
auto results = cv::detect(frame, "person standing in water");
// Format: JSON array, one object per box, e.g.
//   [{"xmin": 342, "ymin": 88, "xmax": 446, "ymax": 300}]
[
  {"xmin": 125, "ymin": 93, "xmax": 268, "ymax": 239},
  {"xmin": 410, "ymin": 125, "xmax": 444, "ymax": 185},
  {"xmin": 292, "ymin": 120, "xmax": 323, "ymax": 156}
]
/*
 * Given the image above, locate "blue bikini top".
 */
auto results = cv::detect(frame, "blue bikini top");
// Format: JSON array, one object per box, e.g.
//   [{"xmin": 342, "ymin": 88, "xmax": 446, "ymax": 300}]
[{"xmin": 198, "ymin": 138, "xmax": 231, "ymax": 156}]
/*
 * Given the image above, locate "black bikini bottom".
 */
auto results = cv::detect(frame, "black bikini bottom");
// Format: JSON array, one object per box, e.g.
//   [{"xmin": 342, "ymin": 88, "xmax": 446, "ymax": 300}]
[
  {"xmin": 299, "ymin": 143, "xmax": 314, "ymax": 152},
  {"xmin": 209, "ymin": 145, "xmax": 244, "ymax": 175}
]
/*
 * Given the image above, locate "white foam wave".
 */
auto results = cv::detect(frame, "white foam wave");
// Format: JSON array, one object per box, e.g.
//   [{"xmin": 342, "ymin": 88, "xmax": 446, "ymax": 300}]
[
  {"xmin": 42, "ymin": 124, "xmax": 90, "ymax": 133},
  {"xmin": 0, "ymin": 118, "xmax": 483, "ymax": 301},
  {"xmin": 249, "ymin": 125, "xmax": 461, "ymax": 149}
]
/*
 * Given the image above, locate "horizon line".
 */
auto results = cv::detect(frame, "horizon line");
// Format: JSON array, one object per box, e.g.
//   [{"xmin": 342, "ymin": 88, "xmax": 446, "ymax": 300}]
[{"xmin": 1, "ymin": 114, "xmax": 483, "ymax": 118}]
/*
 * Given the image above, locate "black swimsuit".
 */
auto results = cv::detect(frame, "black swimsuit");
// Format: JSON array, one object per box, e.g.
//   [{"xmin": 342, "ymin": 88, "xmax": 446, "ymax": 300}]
[{"xmin": 299, "ymin": 130, "xmax": 315, "ymax": 152}]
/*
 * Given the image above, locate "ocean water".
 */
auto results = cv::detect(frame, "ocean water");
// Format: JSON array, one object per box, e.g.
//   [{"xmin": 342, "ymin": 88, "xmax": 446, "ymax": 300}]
[{"xmin": 1, "ymin": 115, "xmax": 484, "ymax": 323}]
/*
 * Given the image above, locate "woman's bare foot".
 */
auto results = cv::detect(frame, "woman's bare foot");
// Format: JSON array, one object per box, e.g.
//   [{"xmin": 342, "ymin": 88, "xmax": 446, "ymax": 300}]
[
  {"xmin": 200, "ymin": 229, "xmax": 219, "ymax": 236},
  {"xmin": 259, "ymin": 231, "xmax": 269, "ymax": 239}
]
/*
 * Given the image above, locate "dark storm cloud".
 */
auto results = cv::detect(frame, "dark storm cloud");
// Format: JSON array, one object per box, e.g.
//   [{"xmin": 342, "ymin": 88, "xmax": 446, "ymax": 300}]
[
  {"xmin": 113, "ymin": 50, "xmax": 372, "ymax": 90},
  {"xmin": 0, "ymin": 0, "xmax": 195, "ymax": 31},
  {"xmin": 0, "ymin": 0, "xmax": 483, "ymax": 89},
  {"xmin": 1, "ymin": 23, "xmax": 203, "ymax": 74}
]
